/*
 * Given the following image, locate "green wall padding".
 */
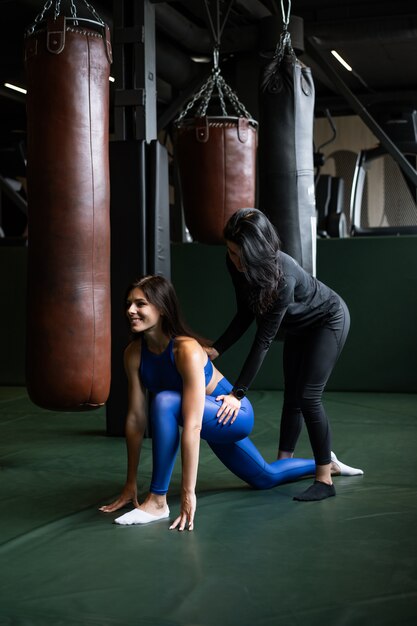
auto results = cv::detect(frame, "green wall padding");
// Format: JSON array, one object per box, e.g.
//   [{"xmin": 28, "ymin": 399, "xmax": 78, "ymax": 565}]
[
  {"xmin": 172, "ymin": 237, "xmax": 417, "ymax": 392},
  {"xmin": 316, "ymin": 237, "xmax": 417, "ymax": 391}
]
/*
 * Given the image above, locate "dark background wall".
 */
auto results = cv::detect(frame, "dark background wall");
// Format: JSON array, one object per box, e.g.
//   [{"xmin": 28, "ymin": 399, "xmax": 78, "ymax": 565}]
[
  {"xmin": 1, "ymin": 235, "xmax": 417, "ymax": 392},
  {"xmin": 0, "ymin": 246, "xmax": 27, "ymax": 386}
]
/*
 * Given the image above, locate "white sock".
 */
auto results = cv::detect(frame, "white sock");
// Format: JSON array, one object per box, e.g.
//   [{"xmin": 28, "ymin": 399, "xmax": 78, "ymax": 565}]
[
  {"xmin": 114, "ymin": 506, "xmax": 170, "ymax": 525},
  {"xmin": 331, "ymin": 451, "xmax": 364, "ymax": 476}
]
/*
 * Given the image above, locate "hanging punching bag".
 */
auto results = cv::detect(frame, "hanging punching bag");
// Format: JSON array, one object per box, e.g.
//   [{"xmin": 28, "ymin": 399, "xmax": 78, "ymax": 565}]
[
  {"xmin": 258, "ymin": 21, "xmax": 317, "ymax": 275},
  {"xmin": 174, "ymin": 47, "xmax": 258, "ymax": 245},
  {"xmin": 175, "ymin": 115, "xmax": 258, "ymax": 244},
  {"xmin": 25, "ymin": 13, "xmax": 112, "ymax": 410}
]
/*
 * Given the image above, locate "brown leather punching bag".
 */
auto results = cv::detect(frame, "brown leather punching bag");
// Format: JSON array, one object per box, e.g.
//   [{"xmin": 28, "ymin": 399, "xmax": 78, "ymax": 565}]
[
  {"xmin": 25, "ymin": 16, "xmax": 112, "ymax": 410},
  {"xmin": 175, "ymin": 115, "xmax": 258, "ymax": 244}
]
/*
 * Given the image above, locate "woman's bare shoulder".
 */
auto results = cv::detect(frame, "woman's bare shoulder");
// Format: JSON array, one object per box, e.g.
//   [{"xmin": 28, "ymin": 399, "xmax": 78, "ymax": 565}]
[
  {"xmin": 124, "ymin": 338, "xmax": 142, "ymax": 366},
  {"xmin": 173, "ymin": 336, "xmax": 204, "ymax": 363}
]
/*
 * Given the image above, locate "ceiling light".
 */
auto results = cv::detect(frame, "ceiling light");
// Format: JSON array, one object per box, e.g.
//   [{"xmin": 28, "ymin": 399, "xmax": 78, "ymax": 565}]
[
  {"xmin": 4, "ymin": 82, "xmax": 27, "ymax": 94},
  {"xmin": 330, "ymin": 50, "xmax": 352, "ymax": 72},
  {"xmin": 109, "ymin": 76, "xmax": 115, "ymax": 82},
  {"xmin": 190, "ymin": 55, "xmax": 211, "ymax": 63}
]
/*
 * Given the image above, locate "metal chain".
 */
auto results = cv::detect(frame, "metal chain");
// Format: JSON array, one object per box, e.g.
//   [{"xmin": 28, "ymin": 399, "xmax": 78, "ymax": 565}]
[
  {"xmin": 70, "ymin": 0, "xmax": 78, "ymax": 24},
  {"xmin": 27, "ymin": 0, "xmax": 53, "ymax": 34},
  {"xmin": 260, "ymin": 24, "xmax": 297, "ymax": 94},
  {"xmin": 196, "ymin": 78, "xmax": 215, "ymax": 117},
  {"xmin": 216, "ymin": 75, "xmax": 228, "ymax": 116},
  {"xmin": 221, "ymin": 78, "xmax": 252, "ymax": 118},
  {"xmin": 176, "ymin": 64, "xmax": 253, "ymax": 122},
  {"xmin": 273, "ymin": 30, "xmax": 296, "ymax": 65},
  {"xmin": 176, "ymin": 78, "xmax": 215, "ymax": 122},
  {"xmin": 26, "ymin": 0, "xmax": 104, "ymax": 34},
  {"xmin": 80, "ymin": 0, "xmax": 105, "ymax": 26},
  {"xmin": 54, "ymin": 1, "xmax": 61, "ymax": 20},
  {"xmin": 277, "ymin": 0, "xmax": 295, "ymax": 59}
]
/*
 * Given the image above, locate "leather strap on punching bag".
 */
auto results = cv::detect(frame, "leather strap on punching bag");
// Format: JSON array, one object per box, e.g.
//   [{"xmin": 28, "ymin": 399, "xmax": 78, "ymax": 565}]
[
  {"xmin": 259, "ymin": 23, "xmax": 316, "ymax": 275},
  {"xmin": 25, "ymin": 13, "xmax": 112, "ymax": 410}
]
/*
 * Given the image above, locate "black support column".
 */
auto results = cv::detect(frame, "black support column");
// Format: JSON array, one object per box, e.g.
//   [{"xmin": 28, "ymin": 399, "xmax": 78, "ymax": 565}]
[{"xmin": 106, "ymin": 0, "xmax": 170, "ymax": 435}]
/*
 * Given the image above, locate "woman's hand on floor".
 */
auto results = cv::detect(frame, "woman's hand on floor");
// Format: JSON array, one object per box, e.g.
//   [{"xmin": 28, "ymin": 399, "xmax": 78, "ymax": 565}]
[
  {"xmin": 169, "ymin": 490, "xmax": 196, "ymax": 531},
  {"xmin": 99, "ymin": 484, "xmax": 139, "ymax": 513}
]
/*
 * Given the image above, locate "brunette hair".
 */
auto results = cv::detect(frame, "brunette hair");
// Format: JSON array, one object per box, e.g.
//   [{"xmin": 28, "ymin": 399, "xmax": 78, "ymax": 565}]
[
  {"xmin": 126, "ymin": 275, "xmax": 210, "ymax": 346},
  {"xmin": 223, "ymin": 208, "xmax": 282, "ymax": 314}
]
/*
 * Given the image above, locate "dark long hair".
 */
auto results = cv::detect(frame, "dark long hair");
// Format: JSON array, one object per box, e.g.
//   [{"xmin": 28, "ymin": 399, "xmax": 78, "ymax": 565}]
[
  {"xmin": 126, "ymin": 275, "xmax": 210, "ymax": 346},
  {"xmin": 223, "ymin": 208, "xmax": 282, "ymax": 314}
]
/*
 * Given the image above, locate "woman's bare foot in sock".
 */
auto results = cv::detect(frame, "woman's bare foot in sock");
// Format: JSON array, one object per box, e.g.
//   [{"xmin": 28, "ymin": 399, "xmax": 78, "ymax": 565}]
[
  {"xmin": 137, "ymin": 493, "xmax": 169, "ymax": 517},
  {"xmin": 330, "ymin": 451, "xmax": 364, "ymax": 476},
  {"xmin": 114, "ymin": 493, "xmax": 170, "ymax": 525},
  {"xmin": 277, "ymin": 450, "xmax": 363, "ymax": 476},
  {"xmin": 331, "ymin": 459, "xmax": 342, "ymax": 475}
]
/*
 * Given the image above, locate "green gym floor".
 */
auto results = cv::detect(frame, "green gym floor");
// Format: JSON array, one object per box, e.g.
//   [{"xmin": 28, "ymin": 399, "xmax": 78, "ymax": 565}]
[{"xmin": 0, "ymin": 387, "xmax": 416, "ymax": 626}]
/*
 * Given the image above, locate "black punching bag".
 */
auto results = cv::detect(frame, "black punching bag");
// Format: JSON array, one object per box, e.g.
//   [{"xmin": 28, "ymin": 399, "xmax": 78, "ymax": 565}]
[
  {"xmin": 259, "ymin": 23, "xmax": 316, "ymax": 275},
  {"xmin": 25, "ymin": 15, "xmax": 112, "ymax": 411}
]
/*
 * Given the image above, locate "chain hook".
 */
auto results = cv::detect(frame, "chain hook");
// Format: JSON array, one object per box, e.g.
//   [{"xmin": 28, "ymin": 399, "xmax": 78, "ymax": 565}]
[
  {"xmin": 213, "ymin": 46, "xmax": 220, "ymax": 71},
  {"xmin": 280, "ymin": 0, "xmax": 291, "ymax": 31}
]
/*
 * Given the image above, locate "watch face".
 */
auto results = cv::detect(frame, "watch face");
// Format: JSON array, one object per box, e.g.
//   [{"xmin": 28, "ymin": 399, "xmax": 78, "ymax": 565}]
[{"xmin": 234, "ymin": 388, "xmax": 245, "ymax": 400}]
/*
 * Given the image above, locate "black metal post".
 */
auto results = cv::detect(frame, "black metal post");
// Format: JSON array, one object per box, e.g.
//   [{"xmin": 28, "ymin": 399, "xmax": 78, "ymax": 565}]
[{"xmin": 106, "ymin": 0, "xmax": 166, "ymax": 436}]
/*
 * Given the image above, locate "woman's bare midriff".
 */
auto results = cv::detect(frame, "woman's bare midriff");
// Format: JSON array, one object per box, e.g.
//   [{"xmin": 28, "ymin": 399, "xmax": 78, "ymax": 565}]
[{"xmin": 205, "ymin": 365, "xmax": 224, "ymax": 396}]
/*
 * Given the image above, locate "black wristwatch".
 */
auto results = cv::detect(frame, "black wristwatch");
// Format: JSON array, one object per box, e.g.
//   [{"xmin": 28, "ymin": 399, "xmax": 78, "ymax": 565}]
[{"xmin": 231, "ymin": 386, "xmax": 247, "ymax": 401}]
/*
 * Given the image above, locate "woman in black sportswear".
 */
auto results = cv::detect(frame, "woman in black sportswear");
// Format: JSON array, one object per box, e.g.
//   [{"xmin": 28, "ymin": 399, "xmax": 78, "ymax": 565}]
[{"xmin": 208, "ymin": 208, "xmax": 363, "ymax": 501}]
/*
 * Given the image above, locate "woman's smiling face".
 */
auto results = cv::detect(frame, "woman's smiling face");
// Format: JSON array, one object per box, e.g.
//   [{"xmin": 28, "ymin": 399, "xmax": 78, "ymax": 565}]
[{"xmin": 126, "ymin": 287, "xmax": 162, "ymax": 333}]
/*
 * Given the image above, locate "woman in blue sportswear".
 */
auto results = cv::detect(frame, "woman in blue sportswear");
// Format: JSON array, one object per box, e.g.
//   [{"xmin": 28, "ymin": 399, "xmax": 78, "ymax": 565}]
[
  {"xmin": 100, "ymin": 274, "xmax": 361, "ymax": 530},
  {"xmin": 207, "ymin": 208, "xmax": 363, "ymax": 503}
]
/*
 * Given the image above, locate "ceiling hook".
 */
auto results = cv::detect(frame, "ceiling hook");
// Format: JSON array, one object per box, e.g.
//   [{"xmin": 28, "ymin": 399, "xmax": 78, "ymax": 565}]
[
  {"xmin": 213, "ymin": 46, "xmax": 220, "ymax": 70},
  {"xmin": 280, "ymin": 0, "xmax": 291, "ymax": 30}
]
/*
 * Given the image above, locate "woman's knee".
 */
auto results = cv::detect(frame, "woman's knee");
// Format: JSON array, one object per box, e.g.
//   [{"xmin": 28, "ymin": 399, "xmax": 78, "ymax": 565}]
[
  {"xmin": 298, "ymin": 384, "xmax": 325, "ymax": 414},
  {"xmin": 151, "ymin": 391, "xmax": 182, "ymax": 424}
]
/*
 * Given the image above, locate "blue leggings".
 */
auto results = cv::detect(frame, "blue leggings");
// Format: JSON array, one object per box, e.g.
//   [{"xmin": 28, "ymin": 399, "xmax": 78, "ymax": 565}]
[{"xmin": 149, "ymin": 377, "xmax": 316, "ymax": 495}]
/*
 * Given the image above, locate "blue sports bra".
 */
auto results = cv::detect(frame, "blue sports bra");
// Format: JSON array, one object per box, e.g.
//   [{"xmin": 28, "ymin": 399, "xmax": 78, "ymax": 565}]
[{"xmin": 139, "ymin": 338, "xmax": 213, "ymax": 393}]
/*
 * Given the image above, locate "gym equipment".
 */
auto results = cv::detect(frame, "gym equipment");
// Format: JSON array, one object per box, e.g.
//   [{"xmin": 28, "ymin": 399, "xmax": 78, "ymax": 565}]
[
  {"xmin": 174, "ymin": 1, "xmax": 258, "ymax": 244},
  {"xmin": 351, "ymin": 107, "xmax": 417, "ymax": 236},
  {"xmin": 175, "ymin": 112, "xmax": 258, "ymax": 244},
  {"xmin": 351, "ymin": 143, "xmax": 417, "ymax": 236},
  {"xmin": 24, "ymin": 1, "xmax": 112, "ymax": 410},
  {"xmin": 259, "ymin": 1, "xmax": 316, "ymax": 274},
  {"xmin": 316, "ymin": 175, "xmax": 347, "ymax": 238}
]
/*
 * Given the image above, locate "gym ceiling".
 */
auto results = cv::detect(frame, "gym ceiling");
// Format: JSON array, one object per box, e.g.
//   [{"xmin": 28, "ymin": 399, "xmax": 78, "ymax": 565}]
[{"xmin": 0, "ymin": 0, "xmax": 416, "ymax": 135}]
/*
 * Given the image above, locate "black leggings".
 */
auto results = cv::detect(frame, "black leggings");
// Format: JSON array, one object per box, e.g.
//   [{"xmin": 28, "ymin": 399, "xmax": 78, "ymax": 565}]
[{"xmin": 278, "ymin": 298, "xmax": 350, "ymax": 465}]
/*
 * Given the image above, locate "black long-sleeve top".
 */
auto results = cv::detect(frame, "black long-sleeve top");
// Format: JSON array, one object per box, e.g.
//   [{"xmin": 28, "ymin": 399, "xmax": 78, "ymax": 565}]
[{"xmin": 212, "ymin": 252, "xmax": 341, "ymax": 391}]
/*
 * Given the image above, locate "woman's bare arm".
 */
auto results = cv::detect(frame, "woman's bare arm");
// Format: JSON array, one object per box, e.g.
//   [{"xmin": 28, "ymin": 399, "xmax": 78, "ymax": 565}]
[
  {"xmin": 99, "ymin": 341, "xmax": 148, "ymax": 512},
  {"xmin": 169, "ymin": 338, "xmax": 206, "ymax": 531}
]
